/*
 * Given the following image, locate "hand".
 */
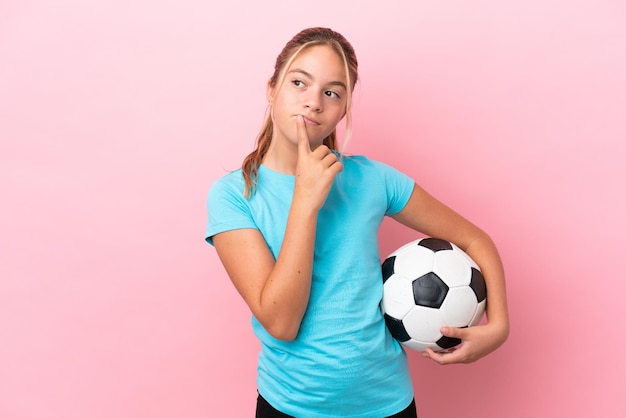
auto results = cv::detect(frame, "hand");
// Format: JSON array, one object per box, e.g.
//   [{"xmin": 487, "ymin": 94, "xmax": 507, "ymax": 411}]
[
  {"xmin": 422, "ymin": 323, "xmax": 508, "ymax": 365},
  {"xmin": 293, "ymin": 115, "xmax": 343, "ymax": 211}
]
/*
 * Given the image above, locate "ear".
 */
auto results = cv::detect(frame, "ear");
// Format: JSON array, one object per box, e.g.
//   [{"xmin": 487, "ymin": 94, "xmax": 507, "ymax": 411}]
[{"xmin": 266, "ymin": 79, "xmax": 274, "ymax": 103}]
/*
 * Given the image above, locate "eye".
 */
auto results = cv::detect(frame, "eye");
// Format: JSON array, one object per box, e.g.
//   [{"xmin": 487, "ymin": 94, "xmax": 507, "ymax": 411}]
[
  {"xmin": 325, "ymin": 90, "xmax": 341, "ymax": 99},
  {"xmin": 292, "ymin": 79, "xmax": 305, "ymax": 88}
]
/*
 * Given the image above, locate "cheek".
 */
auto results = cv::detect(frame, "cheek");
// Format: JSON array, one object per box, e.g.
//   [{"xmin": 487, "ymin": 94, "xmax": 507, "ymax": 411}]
[
  {"xmin": 328, "ymin": 108, "xmax": 346, "ymax": 130},
  {"xmin": 274, "ymin": 114, "xmax": 299, "ymax": 143},
  {"xmin": 273, "ymin": 98, "xmax": 298, "ymax": 128},
  {"xmin": 274, "ymin": 91, "xmax": 298, "ymax": 111}
]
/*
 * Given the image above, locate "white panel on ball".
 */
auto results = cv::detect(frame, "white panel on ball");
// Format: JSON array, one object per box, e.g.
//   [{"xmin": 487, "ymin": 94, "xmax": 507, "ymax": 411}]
[
  {"xmin": 382, "ymin": 276, "xmax": 416, "ymax": 319},
  {"xmin": 470, "ymin": 300, "xmax": 487, "ymax": 326},
  {"xmin": 432, "ymin": 251, "xmax": 471, "ymax": 288},
  {"xmin": 392, "ymin": 245, "xmax": 434, "ymax": 279},
  {"xmin": 403, "ymin": 306, "xmax": 446, "ymax": 342},
  {"xmin": 402, "ymin": 339, "xmax": 437, "ymax": 353},
  {"xmin": 440, "ymin": 287, "xmax": 479, "ymax": 327}
]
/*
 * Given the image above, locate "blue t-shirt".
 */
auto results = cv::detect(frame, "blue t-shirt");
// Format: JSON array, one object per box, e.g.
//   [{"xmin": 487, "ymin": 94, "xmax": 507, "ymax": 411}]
[{"xmin": 206, "ymin": 155, "xmax": 415, "ymax": 417}]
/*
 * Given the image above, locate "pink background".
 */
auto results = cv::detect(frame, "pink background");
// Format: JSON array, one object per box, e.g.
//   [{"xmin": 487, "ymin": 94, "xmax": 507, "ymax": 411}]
[{"xmin": 2, "ymin": 1, "xmax": 625, "ymax": 417}]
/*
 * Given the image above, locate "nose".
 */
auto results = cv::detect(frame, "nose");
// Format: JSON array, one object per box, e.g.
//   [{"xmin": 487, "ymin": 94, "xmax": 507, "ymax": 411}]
[{"xmin": 304, "ymin": 92, "xmax": 322, "ymax": 112}]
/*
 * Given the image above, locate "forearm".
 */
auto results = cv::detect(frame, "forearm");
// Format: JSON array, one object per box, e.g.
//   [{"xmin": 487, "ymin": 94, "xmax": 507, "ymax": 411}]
[
  {"xmin": 464, "ymin": 233, "xmax": 510, "ymax": 339},
  {"xmin": 259, "ymin": 201, "xmax": 318, "ymax": 340}
]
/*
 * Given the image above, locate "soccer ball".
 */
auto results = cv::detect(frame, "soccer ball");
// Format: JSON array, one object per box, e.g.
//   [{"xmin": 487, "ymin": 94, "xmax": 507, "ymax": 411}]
[{"xmin": 381, "ymin": 237, "xmax": 487, "ymax": 352}]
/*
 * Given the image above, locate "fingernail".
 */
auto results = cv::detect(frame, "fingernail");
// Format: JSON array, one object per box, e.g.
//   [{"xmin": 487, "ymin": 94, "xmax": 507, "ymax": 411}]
[{"xmin": 441, "ymin": 327, "xmax": 448, "ymax": 334}]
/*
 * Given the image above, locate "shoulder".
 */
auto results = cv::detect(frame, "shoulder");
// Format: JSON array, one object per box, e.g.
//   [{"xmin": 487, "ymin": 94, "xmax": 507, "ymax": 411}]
[
  {"xmin": 207, "ymin": 169, "xmax": 246, "ymax": 205},
  {"xmin": 341, "ymin": 154, "xmax": 380, "ymax": 170},
  {"xmin": 341, "ymin": 154, "xmax": 405, "ymax": 177},
  {"xmin": 205, "ymin": 169, "xmax": 258, "ymax": 245},
  {"xmin": 209, "ymin": 169, "xmax": 244, "ymax": 191}
]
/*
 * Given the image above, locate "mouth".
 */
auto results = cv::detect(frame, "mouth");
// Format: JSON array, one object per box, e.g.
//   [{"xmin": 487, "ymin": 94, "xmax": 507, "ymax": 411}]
[{"xmin": 298, "ymin": 115, "xmax": 320, "ymax": 126}]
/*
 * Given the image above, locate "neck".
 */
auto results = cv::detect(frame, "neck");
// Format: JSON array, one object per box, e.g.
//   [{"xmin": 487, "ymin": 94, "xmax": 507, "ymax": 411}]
[{"xmin": 261, "ymin": 139, "xmax": 298, "ymax": 175}]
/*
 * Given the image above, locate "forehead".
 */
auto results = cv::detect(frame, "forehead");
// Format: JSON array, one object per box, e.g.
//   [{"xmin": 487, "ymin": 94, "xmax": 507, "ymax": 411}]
[{"xmin": 287, "ymin": 44, "xmax": 346, "ymax": 82}]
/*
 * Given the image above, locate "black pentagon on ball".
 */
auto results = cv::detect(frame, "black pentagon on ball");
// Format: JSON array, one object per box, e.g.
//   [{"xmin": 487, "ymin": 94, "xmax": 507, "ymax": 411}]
[
  {"xmin": 469, "ymin": 267, "xmax": 487, "ymax": 302},
  {"xmin": 381, "ymin": 256, "xmax": 396, "ymax": 284},
  {"xmin": 384, "ymin": 313, "xmax": 410, "ymax": 342},
  {"xmin": 418, "ymin": 237, "xmax": 453, "ymax": 252},
  {"xmin": 412, "ymin": 272, "xmax": 449, "ymax": 308},
  {"xmin": 436, "ymin": 335, "xmax": 462, "ymax": 349}
]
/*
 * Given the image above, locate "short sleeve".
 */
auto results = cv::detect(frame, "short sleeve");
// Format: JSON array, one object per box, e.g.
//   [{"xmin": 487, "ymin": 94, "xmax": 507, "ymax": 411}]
[
  {"xmin": 370, "ymin": 160, "xmax": 415, "ymax": 216},
  {"xmin": 205, "ymin": 171, "xmax": 258, "ymax": 246}
]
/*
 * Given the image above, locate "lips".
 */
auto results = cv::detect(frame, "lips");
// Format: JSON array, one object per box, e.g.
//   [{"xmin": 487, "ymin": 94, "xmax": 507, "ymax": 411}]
[{"xmin": 299, "ymin": 115, "xmax": 320, "ymax": 126}]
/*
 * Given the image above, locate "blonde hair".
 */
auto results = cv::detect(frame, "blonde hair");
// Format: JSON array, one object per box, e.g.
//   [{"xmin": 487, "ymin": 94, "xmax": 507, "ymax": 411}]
[{"xmin": 241, "ymin": 27, "xmax": 359, "ymax": 198}]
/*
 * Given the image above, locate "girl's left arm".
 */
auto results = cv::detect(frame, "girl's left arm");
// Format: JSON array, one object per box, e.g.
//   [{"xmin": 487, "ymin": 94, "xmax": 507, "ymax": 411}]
[{"xmin": 391, "ymin": 182, "xmax": 510, "ymax": 365}]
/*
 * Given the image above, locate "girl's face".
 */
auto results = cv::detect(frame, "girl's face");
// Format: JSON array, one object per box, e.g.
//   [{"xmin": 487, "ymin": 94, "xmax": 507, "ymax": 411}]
[{"xmin": 268, "ymin": 45, "xmax": 348, "ymax": 149}]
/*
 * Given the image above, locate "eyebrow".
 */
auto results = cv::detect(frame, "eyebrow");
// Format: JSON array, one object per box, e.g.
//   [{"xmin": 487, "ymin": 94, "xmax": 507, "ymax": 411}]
[{"xmin": 288, "ymin": 68, "xmax": 347, "ymax": 89}]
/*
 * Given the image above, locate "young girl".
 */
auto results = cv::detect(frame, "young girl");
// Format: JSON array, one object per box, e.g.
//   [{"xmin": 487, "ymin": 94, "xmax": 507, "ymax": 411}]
[{"xmin": 205, "ymin": 27, "xmax": 509, "ymax": 418}]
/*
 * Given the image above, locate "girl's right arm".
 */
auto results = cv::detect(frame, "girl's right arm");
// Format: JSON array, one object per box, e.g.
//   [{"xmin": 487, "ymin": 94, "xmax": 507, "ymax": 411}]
[
  {"xmin": 212, "ymin": 116, "xmax": 343, "ymax": 341},
  {"xmin": 212, "ymin": 219, "xmax": 314, "ymax": 341}
]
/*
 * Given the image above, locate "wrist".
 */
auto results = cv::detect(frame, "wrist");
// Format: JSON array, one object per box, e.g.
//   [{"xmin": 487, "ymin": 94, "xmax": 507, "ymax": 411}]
[{"xmin": 289, "ymin": 197, "xmax": 321, "ymax": 219}]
